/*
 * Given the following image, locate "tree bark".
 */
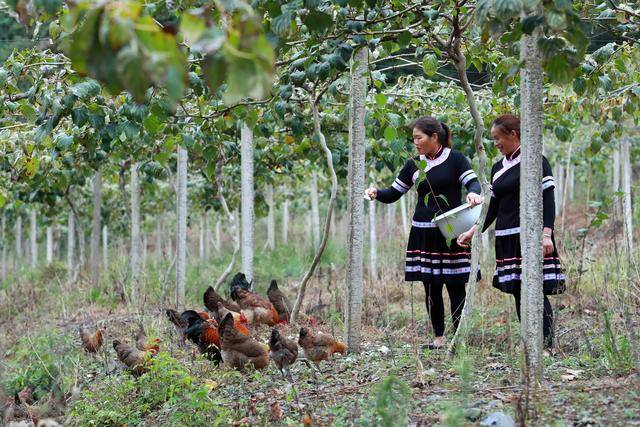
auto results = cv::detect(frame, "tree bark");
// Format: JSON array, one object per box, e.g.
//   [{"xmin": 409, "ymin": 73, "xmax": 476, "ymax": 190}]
[
  {"xmin": 213, "ymin": 159, "xmax": 240, "ymax": 290},
  {"xmin": 214, "ymin": 218, "xmax": 221, "ymax": 254},
  {"xmin": 46, "ymin": 225, "xmax": 53, "ymax": 265},
  {"xmin": 400, "ymin": 193, "xmax": 409, "ymax": 236},
  {"xmin": 67, "ymin": 210, "xmax": 74, "ymax": 279},
  {"xmin": 282, "ymin": 195, "xmax": 289, "ymax": 245},
  {"xmin": 290, "ymin": 93, "xmax": 340, "ymax": 324},
  {"xmin": 519, "ymin": 20, "xmax": 545, "ymax": 384},
  {"xmin": 101, "ymin": 225, "xmax": 108, "ymax": 270},
  {"xmin": 445, "ymin": 35, "xmax": 490, "ymax": 355},
  {"xmin": 15, "ymin": 214, "xmax": 22, "ymax": 267},
  {"xmin": 567, "ymin": 163, "xmax": 575, "ymax": 201},
  {"xmin": 622, "ymin": 137, "xmax": 633, "ymax": 255},
  {"xmin": 386, "ymin": 202, "xmax": 397, "ymax": 228},
  {"xmin": 156, "ymin": 213, "xmax": 163, "ymax": 259},
  {"xmin": 199, "ymin": 212, "xmax": 206, "ymax": 259},
  {"xmin": 30, "ymin": 209, "xmax": 37, "ymax": 268},
  {"xmin": 241, "ymin": 123, "xmax": 255, "ymax": 284},
  {"xmin": 344, "ymin": 46, "xmax": 368, "ymax": 351},
  {"xmin": 613, "ymin": 143, "xmax": 622, "ymax": 219},
  {"xmin": 204, "ymin": 210, "xmax": 211, "ymax": 259},
  {"xmin": 90, "ymin": 169, "xmax": 102, "ymax": 288},
  {"xmin": 368, "ymin": 193, "xmax": 378, "ymax": 280},
  {"xmin": 131, "ymin": 162, "xmax": 142, "ymax": 304},
  {"xmin": 310, "ymin": 172, "xmax": 321, "ymax": 248},
  {"xmin": 176, "ymin": 146, "xmax": 188, "ymax": 307},
  {"xmin": 266, "ymin": 185, "xmax": 275, "ymax": 250}
]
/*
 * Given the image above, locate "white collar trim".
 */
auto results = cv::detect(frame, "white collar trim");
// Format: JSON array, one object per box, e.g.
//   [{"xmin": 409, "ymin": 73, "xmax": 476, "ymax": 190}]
[
  {"xmin": 492, "ymin": 152, "xmax": 521, "ymax": 183},
  {"xmin": 419, "ymin": 147, "xmax": 451, "ymax": 173}
]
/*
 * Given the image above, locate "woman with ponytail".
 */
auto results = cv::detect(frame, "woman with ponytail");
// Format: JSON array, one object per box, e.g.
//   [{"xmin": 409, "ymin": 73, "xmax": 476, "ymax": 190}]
[{"xmin": 365, "ymin": 116, "xmax": 482, "ymax": 349}]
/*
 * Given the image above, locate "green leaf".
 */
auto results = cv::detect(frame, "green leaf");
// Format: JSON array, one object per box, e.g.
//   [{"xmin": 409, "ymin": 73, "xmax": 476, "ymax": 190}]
[
  {"xmin": 521, "ymin": 15, "xmax": 544, "ymax": 34},
  {"xmin": 398, "ymin": 31, "xmax": 411, "ymax": 48},
  {"xmin": 70, "ymin": 79, "xmax": 101, "ymax": 99},
  {"xmin": 572, "ymin": 76, "xmax": 586, "ymax": 95},
  {"xmin": 20, "ymin": 103, "xmax": 37, "ymax": 122},
  {"xmin": 181, "ymin": 12, "xmax": 206, "ymax": 44},
  {"xmin": 545, "ymin": 55, "xmax": 573, "ymax": 84},
  {"xmin": 165, "ymin": 64, "xmax": 186, "ymax": 104},
  {"xmin": 495, "ymin": 0, "xmax": 521, "ymax": 16},
  {"xmin": 302, "ymin": 11, "xmax": 333, "ymax": 34},
  {"xmin": 202, "ymin": 53, "xmax": 227, "ymax": 95},
  {"xmin": 436, "ymin": 194, "xmax": 449, "ymax": 206},
  {"xmin": 422, "ymin": 54, "xmax": 438, "ymax": 77},
  {"xmin": 272, "ymin": 12, "xmax": 293, "ymax": 37},
  {"xmin": 554, "ymin": 126, "xmax": 570, "ymax": 142},
  {"xmin": 0, "ymin": 69, "xmax": 8, "ymax": 86},
  {"xmin": 383, "ymin": 127, "xmax": 397, "ymax": 141},
  {"xmin": 375, "ymin": 93, "xmax": 387, "ymax": 107},
  {"xmin": 592, "ymin": 43, "xmax": 615, "ymax": 64}
]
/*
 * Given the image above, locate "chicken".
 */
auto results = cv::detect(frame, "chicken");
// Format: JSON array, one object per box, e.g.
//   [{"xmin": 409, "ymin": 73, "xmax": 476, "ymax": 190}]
[
  {"xmin": 231, "ymin": 287, "xmax": 279, "ymax": 326},
  {"xmin": 112, "ymin": 340, "xmax": 155, "ymax": 376},
  {"xmin": 267, "ymin": 280, "xmax": 292, "ymax": 323},
  {"xmin": 229, "ymin": 272, "xmax": 252, "ymax": 294},
  {"xmin": 269, "ymin": 329, "xmax": 298, "ymax": 378},
  {"xmin": 181, "ymin": 310, "xmax": 222, "ymax": 363},
  {"xmin": 218, "ymin": 313, "xmax": 269, "ymax": 370},
  {"xmin": 215, "ymin": 303, "xmax": 252, "ymax": 336},
  {"xmin": 204, "ymin": 285, "xmax": 241, "ymax": 314},
  {"xmin": 79, "ymin": 325, "xmax": 104, "ymax": 353},
  {"xmin": 298, "ymin": 327, "xmax": 346, "ymax": 368},
  {"xmin": 135, "ymin": 325, "xmax": 161, "ymax": 353}
]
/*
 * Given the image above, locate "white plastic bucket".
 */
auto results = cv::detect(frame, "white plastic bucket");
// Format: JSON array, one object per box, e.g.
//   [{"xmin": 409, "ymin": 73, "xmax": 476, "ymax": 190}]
[{"xmin": 433, "ymin": 203, "xmax": 481, "ymax": 240}]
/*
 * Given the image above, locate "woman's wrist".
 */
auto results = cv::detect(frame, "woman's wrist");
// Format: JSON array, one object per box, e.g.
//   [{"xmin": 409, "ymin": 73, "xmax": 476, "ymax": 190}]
[{"xmin": 542, "ymin": 227, "xmax": 553, "ymax": 238}]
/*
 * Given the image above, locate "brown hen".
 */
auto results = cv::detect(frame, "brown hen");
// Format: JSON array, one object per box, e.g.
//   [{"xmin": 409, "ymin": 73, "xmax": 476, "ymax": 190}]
[{"xmin": 218, "ymin": 313, "xmax": 269, "ymax": 370}]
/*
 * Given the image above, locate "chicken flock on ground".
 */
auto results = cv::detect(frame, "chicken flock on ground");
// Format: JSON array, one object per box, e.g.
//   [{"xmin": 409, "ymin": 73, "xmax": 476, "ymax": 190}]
[{"xmin": 78, "ymin": 272, "xmax": 343, "ymax": 377}]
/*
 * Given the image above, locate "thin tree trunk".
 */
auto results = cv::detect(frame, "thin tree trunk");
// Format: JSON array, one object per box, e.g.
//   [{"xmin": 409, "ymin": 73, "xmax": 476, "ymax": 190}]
[
  {"xmin": 613, "ymin": 144, "xmax": 621, "ymax": 219},
  {"xmin": 1, "ymin": 214, "xmax": 7, "ymax": 280},
  {"xmin": 290, "ymin": 93, "xmax": 340, "ymax": 324},
  {"xmin": 568, "ymin": 163, "xmax": 575, "ymax": 201},
  {"xmin": 30, "ymin": 209, "xmax": 37, "ymax": 268},
  {"xmin": 266, "ymin": 185, "xmax": 275, "ymax": 250},
  {"xmin": 15, "ymin": 214, "xmax": 22, "ymax": 264},
  {"xmin": 622, "ymin": 137, "xmax": 633, "ymax": 255},
  {"xmin": 156, "ymin": 213, "xmax": 162, "ymax": 259},
  {"xmin": 554, "ymin": 165, "xmax": 563, "ymax": 217},
  {"xmin": 561, "ymin": 143, "xmax": 573, "ymax": 231},
  {"xmin": 400, "ymin": 194, "xmax": 409, "ymax": 236},
  {"xmin": 368, "ymin": 193, "xmax": 378, "ymax": 280},
  {"xmin": 204, "ymin": 210, "xmax": 210, "ymax": 259},
  {"xmin": 67, "ymin": 210, "xmax": 74, "ymax": 279},
  {"xmin": 102, "ymin": 225, "xmax": 108, "ymax": 270},
  {"xmin": 344, "ymin": 47, "xmax": 368, "ymax": 351},
  {"xmin": 142, "ymin": 235, "xmax": 147, "ymax": 268},
  {"xmin": 310, "ymin": 172, "xmax": 321, "ymax": 248},
  {"xmin": 131, "ymin": 162, "xmax": 142, "ymax": 304},
  {"xmin": 241, "ymin": 123, "xmax": 255, "ymax": 284},
  {"xmin": 519, "ymin": 19, "xmax": 545, "ymax": 384},
  {"xmin": 213, "ymin": 158, "xmax": 240, "ymax": 290},
  {"xmin": 199, "ymin": 212, "xmax": 206, "ymax": 258},
  {"xmin": 91, "ymin": 169, "xmax": 102, "ymax": 288},
  {"xmin": 387, "ymin": 202, "xmax": 397, "ymax": 228},
  {"xmin": 215, "ymin": 218, "xmax": 221, "ymax": 254},
  {"xmin": 282, "ymin": 196, "xmax": 289, "ymax": 245},
  {"xmin": 176, "ymin": 146, "xmax": 188, "ymax": 307},
  {"xmin": 46, "ymin": 225, "xmax": 53, "ymax": 265},
  {"xmin": 446, "ymin": 35, "xmax": 490, "ymax": 354}
]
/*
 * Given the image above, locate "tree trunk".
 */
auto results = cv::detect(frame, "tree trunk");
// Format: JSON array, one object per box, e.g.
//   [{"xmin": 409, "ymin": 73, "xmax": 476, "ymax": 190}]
[
  {"xmin": 622, "ymin": 137, "xmax": 633, "ymax": 255},
  {"xmin": 46, "ymin": 225, "xmax": 53, "ymax": 265},
  {"xmin": 310, "ymin": 172, "xmax": 321, "ymax": 248},
  {"xmin": 102, "ymin": 225, "xmax": 108, "ymax": 270},
  {"xmin": 368, "ymin": 193, "xmax": 378, "ymax": 280},
  {"xmin": 519, "ymin": 20, "xmax": 545, "ymax": 384},
  {"xmin": 215, "ymin": 218, "xmax": 221, "ymax": 254},
  {"xmin": 67, "ymin": 210, "xmax": 74, "ymax": 278},
  {"xmin": 15, "ymin": 213, "xmax": 22, "ymax": 264},
  {"xmin": 282, "ymin": 196, "xmax": 289, "ymax": 245},
  {"xmin": 77, "ymin": 218, "xmax": 85, "ymax": 269},
  {"xmin": 131, "ymin": 162, "xmax": 142, "ymax": 304},
  {"xmin": 554, "ymin": 164, "xmax": 563, "ymax": 217},
  {"xmin": 290, "ymin": 93, "xmax": 340, "ymax": 324},
  {"xmin": 266, "ymin": 185, "xmax": 275, "ymax": 250},
  {"xmin": 176, "ymin": 146, "xmax": 188, "ymax": 307},
  {"xmin": 90, "ymin": 169, "xmax": 102, "ymax": 288},
  {"xmin": 386, "ymin": 202, "xmax": 396, "ymax": 228},
  {"xmin": 30, "ymin": 209, "xmax": 37, "ymax": 268},
  {"xmin": 613, "ymin": 144, "xmax": 621, "ymax": 219},
  {"xmin": 142, "ymin": 235, "xmax": 147, "ymax": 267},
  {"xmin": 156, "ymin": 213, "xmax": 163, "ymax": 259},
  {"xmin": 567, "ymin": 163, "xmax": 575, "ymax": 201},
  {"xmin": 204, "ymin": 210, "xmax": 211, "ymax": 259},
  {"xmin": 400, "ymin": 194, "xmax": 409, "ymax": 236},
  {"xmin": 199, "ymin": 212, "xmax": 206, "ymax": 259},
  {"xmin": 1, "ymin": 214, "xmax": 7, "ymax": 280},
  {"xmin": 212, "ymin": 160, "xmax": 240, "ymax": 290},
  {"xmin": 445, "ymin": 37, "xmax": 490, "ymax": 355},
  {"xmin": 344, "ymin": 47, "xmax": 368, "ymax": 351},
  {"xmin": 241, "ymin": 123, "xmax": 255, "ymax": 284}
]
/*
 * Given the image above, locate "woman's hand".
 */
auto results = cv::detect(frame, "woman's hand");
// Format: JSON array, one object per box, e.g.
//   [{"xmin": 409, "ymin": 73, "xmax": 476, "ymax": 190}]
[
  {"xmin": 364, "ymin": 187, "xmax": 378, "ymax": 200},
  {"xmin": 456, "ymin": 225, "xmax": 476, "ymax": 247},
  {"xmin": 466, "ymin": 192, "xmax": 483, "ymax": 207},
  {"xmin": 543, "ymin": 228, "xmax": 554, "ymax": 256}
]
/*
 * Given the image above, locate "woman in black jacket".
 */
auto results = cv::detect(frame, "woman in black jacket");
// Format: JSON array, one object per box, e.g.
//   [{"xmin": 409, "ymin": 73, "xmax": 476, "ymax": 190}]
[
  {"xmin": 457, "ymin": 114, "xmax": 565, "ymax": 349},
  {"xmin": 366, "ymin": 116, "xmax": 482, "ymax": 349}
]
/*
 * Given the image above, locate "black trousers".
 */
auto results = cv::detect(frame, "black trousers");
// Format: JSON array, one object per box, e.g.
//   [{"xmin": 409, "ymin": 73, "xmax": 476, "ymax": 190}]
[
  {"xmin": 423, "ymin": 282, "xmax": 466, "ymax": 337},
  {"xmin": 512, "ymin": 288, "xmax": 554, "ymax": 348}
]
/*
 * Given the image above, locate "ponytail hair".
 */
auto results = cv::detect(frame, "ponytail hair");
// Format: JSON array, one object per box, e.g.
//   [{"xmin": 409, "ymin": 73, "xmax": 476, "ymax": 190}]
[{"xmin": 410, "ymin": 116, "xmax": 452, "ymax": 148}]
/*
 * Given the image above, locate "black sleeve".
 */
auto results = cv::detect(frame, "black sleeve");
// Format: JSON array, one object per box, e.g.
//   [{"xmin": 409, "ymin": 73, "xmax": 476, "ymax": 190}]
[
  {"xmin": 481, "ymin": 164, "xmax": 499, "ymax": 232},
  {"xmin": 376, "ymin": 159, "xmax": 416, "ymax": 204},
  {"xmin": 542, "ymin": 157, "xmax": 556, "ymax": 229},
  {"xmin": 456, "ymin": 152, "xmax": 482, "ymax": 195}
]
